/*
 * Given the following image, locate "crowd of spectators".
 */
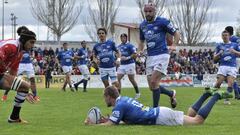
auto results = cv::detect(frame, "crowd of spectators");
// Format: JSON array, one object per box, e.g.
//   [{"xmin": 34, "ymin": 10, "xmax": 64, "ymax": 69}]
[{"xmin": 31, "ymin": 47, "xmax": 221, "ymax": 76}]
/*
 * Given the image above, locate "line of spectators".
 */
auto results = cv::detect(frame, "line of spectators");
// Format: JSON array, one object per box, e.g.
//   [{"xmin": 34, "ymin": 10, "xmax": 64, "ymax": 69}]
[{"xmin": 31, "ymin": 47, "xmax": 221, "ymax": 76}]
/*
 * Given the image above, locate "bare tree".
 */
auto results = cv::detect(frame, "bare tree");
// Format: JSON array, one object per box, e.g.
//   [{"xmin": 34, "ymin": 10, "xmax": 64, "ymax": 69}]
[
  {"xmin": 135, "ymin": 0, "xmax": 166, "ymax": 20},
  {"xmin": 30, "ymin": 0, "xmax": 82, "ymax": 43},
  {"xmin": 167, "ymin": 0, "xmax": 216, "ymax": 46},
  {"xmin": 84, "ymin": 0, "xmax": 121, "ymax": 41}
]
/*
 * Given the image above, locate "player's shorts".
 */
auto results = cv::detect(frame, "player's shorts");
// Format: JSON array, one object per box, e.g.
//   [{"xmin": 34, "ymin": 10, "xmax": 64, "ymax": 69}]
[
  {"xmin": 117, "ymin": 63, "xmax": 136, "ymax": 75},
  {"xmin": 217, "ymin": 66, "xmax": 237, "ymax": 78},
  {"xmin": 62, "ymin": 66, "xmax": 72, "ymax": 74},
  {"xmin": 236, "ymin": 58, "xmax": 240, "ymax": 72},
  {"xmin": 0, "ymin": 74, "xmax": 4, "ymax": 89},
  {"xmin": 18, "ymin": 63, "xmax": 35, "ymax": 78},
  {"xmin": 99, "ymin": 67, "xmax": 117, "ymax": 83},
  {"xmin": 155, "ymin": 107, "xmax": 184, "ymax": 126},
  {"xmin": 146, "ymin": 54, "xmax": 170, "ymax": 76},
  {"xmin": 78, "ymin": 65, "xmax": 90, "ymax": 80}
]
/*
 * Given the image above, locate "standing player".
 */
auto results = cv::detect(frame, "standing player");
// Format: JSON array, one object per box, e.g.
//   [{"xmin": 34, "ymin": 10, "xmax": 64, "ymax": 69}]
[
  {"xmin": 2, "ymin": 51, "xmax": 40, "ymax": 101},
  {"xmin": 138, "ymin": 3, "xmax": 180, "ymax": 107},
  {"xmin": 211, "ymin": 30, "xmax": 240, "ymax": 104},
  {"xmin": 225, "ymin": 26, "xmax": 240, "ymax": 100},
  {"xmin": 93, "ymin": 28, "xmax": 121, "ymax": 89},
  {"xmin": 85, "ymin": 86, "xmax": 232, "ymax": 126},
  {"xmin": 117, "ymin": 33, "xmax": 140, "ymax": 99},
  {"xmin": 74, "ymin": 41, "xmax": 90, "ymax": 92},
  {"xmin": 57, "ymin": 42, "xmax": 75, "ymax": 92},
  {"xmin": 1, "ymin": 26, "xmax": 39, "ymax": 101},
  {"xmin": 0, "ymin": 30, "xmax": 37, "ymax": 123}
]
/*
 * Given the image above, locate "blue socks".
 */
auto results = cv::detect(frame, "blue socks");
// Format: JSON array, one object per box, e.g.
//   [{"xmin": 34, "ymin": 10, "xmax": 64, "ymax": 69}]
[
  {"xmin": 227, "ymin": 87, "xmax": 233, "ymax": 93},
  {"xmin": 152, "ymin": 88, "xmax": 161, "ymax": 107},
  {"xmin": 83, "ymin": 79, "xmax": 88, "ymax": 91},
  {"xmin": 134, "ymin": 86, "xmax": 140, "ymax": 94},
  {"xmin": 233, "ymin": 82, "xmax": 240, "ymax": 98},
  {"xmin": 75, "ymin": 79, "xmax": 84, "ymax": 86},
  {"xmin": 159, "ymin": 86, "xmax": 173, "ymax": 97},
  {"xmin": 191, "ymin": 92, "xmax": 211, "ymax": 112},
  {"xmin": 198, "ymin": 93, "xmax": 220, "ymax": 119}
]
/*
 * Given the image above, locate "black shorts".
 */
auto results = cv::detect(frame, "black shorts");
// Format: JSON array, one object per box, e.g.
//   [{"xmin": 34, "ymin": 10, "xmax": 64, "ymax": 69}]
[{"xmin": 0, "ymin": 74, "xmax": 4, "ymax": 89}]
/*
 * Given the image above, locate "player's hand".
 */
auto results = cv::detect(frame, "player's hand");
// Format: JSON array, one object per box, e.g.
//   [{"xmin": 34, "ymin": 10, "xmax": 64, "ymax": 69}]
[
  {"xmin": 26, "ymin": 93, "xmax": 37, "ymax": 104},
  {"xmin": 34, "ymin": 95, "xmax": 40, "ymax": 102},
  {"xmin": 99, "ymin": 116, "xmax": 109, "ymax": 123},
  {"xmin": 168, "ymin": 45, "xmax": 176, "ymax": 52},
  {"xmin": 229, "ymin": 48, "xmax": 236, "ymax": 54},
  {"xmin": 84, "ymin": 117, "xmax": 95, "ymax": 125},
  {"xmin": 121, "ymin": 56, "xmax": 128, "ymax": 61},
  {"xmin": 137, "ymin": 51, "xmax": 143, "ymax": 57}
]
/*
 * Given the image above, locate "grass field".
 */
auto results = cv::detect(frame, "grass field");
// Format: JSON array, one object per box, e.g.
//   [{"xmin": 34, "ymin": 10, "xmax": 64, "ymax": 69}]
[{"xmin": 0, "ymin": 87, "xmax": 239, "ymax": 135}]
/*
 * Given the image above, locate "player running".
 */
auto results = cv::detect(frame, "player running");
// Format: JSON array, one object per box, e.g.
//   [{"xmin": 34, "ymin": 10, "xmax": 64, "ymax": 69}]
[
  {"xmin": 93, "ymin": 28, "xmax": 121, "ymax": 89},
  {"xmin": 211, "ymin": 30, "xmax": 240, "ymax": 104},
  {"xmin": 74, "ymin": 41, "xmax": 90, "ymax": 92},
  {"xmin": 224, "ymin": 26, "xmax": 240, "ymax": 100},
  {"xmin": 138, "ymin": 3, "xmax": 180, "ymax": 107},
  {"xmin": 57, "ymin": 42, "xmax": 75, "ymax": 92},
  {"xmin": 117, "ymin": 33, "xmax": 140, "ymax": 99}
]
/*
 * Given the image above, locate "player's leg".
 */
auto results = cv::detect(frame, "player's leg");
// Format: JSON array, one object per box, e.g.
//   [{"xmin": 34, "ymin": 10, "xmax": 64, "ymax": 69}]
[
  {"xmin": 128, "ymin": 74, "xmax": 140, "ymax": 99},
  {"xmin": 117, "ymin": 65, "xmax": 125, "ymax": 93},
  {"xmin": 159, "ymin": 86, "xmax": 177, "ymax": 108},
  {"xmin": 27, "ymin": 63, "xmax": 39, "ymax": 100},
  {"xmin": 62, "ymin": 66, "xmax": 74, "ymax": 92},
  {"xmin": 110, "ymin": 67, "xmax": 120, "ymax": 93},
  {"xmin": 74, "ymin": 65, "xmax": 85, "ymax": 91},
  {"xmin": 99, "ymin": 68, "xmax": 110, "ymax": 88},
  {"xmin": 224, "ymin": 75, "xmax": 235, "ymax": 104},
  {"xmin": 126, "ymin": 63, "xmax": 140, "ymax": 99},
  {"xmin": 117, "ymin": 74, "xmax": 124, "ymax": 94},
  {"xmin": 185, "ymin": 90, "xmax": 232, "ymax": 125},
  {"xmin": 148, "ymin": 70, "xmax": 163, "ymax": 107},
  {"xmin": 1, "ymin": 70, "xmax": 23, "ymax": 101},
  {"xmin": 81, "ymin": 66, "xmax": 90, "ymax": 92},
  {"xmin": 0, "ymin": 74, "xmax": 34, "ymax": 123},
  {"xmin": 188, "ymin": 74, "xmax": 225, "ymax": 117},
  {"xmin": 66, "ymin": 72, "xmax": 74, "ymax": 92}
]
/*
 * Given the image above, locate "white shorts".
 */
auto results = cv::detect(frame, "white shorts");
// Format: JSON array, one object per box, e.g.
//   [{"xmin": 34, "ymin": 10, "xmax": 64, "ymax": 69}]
[
  {"xmin": 62, "ymin": 66, "xmax": 72, "ymax": 74},
  {"xmin": 156, "ymin": 107, "xmax": 184, "ymax": 126},
  {"xmin": 18, "ymin": 63, "xmax": 35, "ymax": 78},
  {"xmin": 99, "ymin": 67, "xmax": 117, "ymax": 83},
  {"xmin": 146, "ymin": 54, "xmax": 170, "ymax": 76},
  {"xmin": 78, "ymin": 65, "xmax": 90, "ymax": 79},
  {"xmin": 117, "ymin": 63, "xmax": 136, "ymax": 75},
  {"xmin": 217, "ymin": 66, "xmax": 237, "ymax": 78}
]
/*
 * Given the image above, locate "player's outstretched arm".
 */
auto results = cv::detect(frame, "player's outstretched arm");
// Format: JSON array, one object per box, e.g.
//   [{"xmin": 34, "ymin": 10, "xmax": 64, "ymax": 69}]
[{"xmin": 84, "ymin": 117, "xmax": 115, "ymax": 126}]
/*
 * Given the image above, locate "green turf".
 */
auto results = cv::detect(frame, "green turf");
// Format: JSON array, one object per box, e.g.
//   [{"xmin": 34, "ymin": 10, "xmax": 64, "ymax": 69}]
[{"xmin": 0, "ymin": 87, "xmax": 239, "ymax": 135}]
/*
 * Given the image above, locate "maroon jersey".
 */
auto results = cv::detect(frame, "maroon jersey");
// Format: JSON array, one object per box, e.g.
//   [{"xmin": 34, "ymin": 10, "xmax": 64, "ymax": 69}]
[{"xmin": 0, "ymin": 39, "xmax": 23, "ymax": 74}]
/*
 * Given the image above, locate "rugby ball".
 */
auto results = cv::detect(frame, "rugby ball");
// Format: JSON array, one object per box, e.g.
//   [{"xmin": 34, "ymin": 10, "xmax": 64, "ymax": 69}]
[{"xmin": 87, "ymin": 107, "xmax": 102, "ymax": 124}]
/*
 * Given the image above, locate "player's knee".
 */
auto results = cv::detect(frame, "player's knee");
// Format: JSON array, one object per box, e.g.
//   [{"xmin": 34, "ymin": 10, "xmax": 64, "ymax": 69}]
[
  {"xmin": 18, "ymin": 81, "xmax": 30, "ymax": 92},
  {"xmin": 150, "ymin": 80, "xmax": 158, "ymax": 88}
]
